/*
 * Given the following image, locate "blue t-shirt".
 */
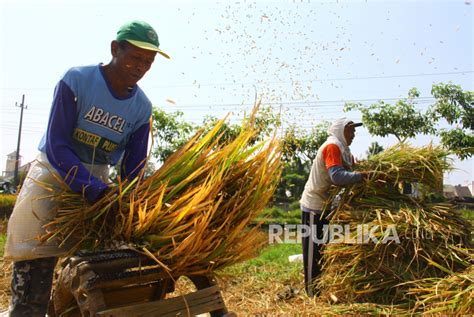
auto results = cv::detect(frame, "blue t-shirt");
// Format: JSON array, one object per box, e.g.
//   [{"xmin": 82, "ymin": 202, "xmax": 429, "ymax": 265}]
[{"xmin": 38, "ymin": 64, "xmax": 152, "ymax": 202}]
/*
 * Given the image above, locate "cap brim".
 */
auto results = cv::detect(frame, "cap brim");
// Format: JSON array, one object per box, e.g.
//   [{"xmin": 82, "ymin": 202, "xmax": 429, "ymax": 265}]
[
  {"xmin": 126, "ymin": 40, "xmax": 170, "ymax": 59},
  {"xmin": 347, "ymin": 122, "xmax": 363, "ymax": 128}
]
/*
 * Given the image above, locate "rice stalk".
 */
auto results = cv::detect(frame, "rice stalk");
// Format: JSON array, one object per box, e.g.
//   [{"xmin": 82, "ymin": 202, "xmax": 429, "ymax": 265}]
[{"xmin": 40, "ymin": 103, "xmax": 282, "ymax": 276}]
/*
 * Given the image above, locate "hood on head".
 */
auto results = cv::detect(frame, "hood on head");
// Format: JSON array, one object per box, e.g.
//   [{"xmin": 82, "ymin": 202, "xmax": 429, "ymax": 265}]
[{"xmin": 328, "ymin": 117, "xmax": 353, "ymax": 146}]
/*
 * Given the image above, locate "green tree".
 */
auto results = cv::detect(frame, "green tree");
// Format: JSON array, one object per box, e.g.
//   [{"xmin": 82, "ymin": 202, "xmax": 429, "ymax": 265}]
[
  {"xmin": 275, "ymin": 122, "xmax": 330, "ymax": 203},
  {"xmin": 345, "ymin": 83, "xmax": 473, "ymax": 160},
  {"xmin": 281, "ymin": 122, "xmax": 330, "ymax": 168},
  {"xmin": 430, "ymin": 83, "xmax": 474, "ymax": 160},
  {"xmin": 149, "ymin": 105, "xmax": 331, "ymax": 204},
  {"xmin": 150, "ymin": 105, "xmax": 282, "ymax": 166},
  {"xmin": 200, "ymin": 105, "xmax": 282, "ymax": 146},
  {"xmin": 151, "ymin": 108, "xmax": 195, "ymax": 163},
  {"xmin": 344, "ymin": 88, "xmax": 435, "ymax": 143},
  {"xmin": 366, "ymin": 141, "xmax": 384, "ymax": 158}
]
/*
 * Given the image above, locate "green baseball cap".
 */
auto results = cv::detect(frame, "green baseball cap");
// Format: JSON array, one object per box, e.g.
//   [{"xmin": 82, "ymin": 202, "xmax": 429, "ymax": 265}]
[{"xmin": 116, "ymin": 21, "xmax": 170, "ymax": 59}]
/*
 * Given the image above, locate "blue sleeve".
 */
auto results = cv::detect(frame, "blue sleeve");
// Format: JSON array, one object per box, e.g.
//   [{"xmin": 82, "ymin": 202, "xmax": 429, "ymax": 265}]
[
  {"xmin": 328, "ymin": 166, "xmax": 363, "ymax": 185},
  {"xmin": 45, "ymin": 80, "xmax": 108, "ymax": 203},
  {"xmin": 121, "ymin": 122, "xmax": 150, "ymax": 181}
]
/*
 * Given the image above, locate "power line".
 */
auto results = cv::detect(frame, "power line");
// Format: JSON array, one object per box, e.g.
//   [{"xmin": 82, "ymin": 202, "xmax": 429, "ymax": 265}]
[
  {"xmin": 1, "ymin": 95, "xmax": 437, "ymax": 117},
  {"xmin": 161, "ymin": 96, "xmax": 437, "ymax": 108},
  {"xmin": 0, "ymin": 70, "xmax": 472, "ymax": 90},
  {"xmin": 147, "ymin": 70, "xmax": 474, "ymax": 88},
  {"xmin": 0, "ymin": 95, "xmax": 437, "ymax": 131}
]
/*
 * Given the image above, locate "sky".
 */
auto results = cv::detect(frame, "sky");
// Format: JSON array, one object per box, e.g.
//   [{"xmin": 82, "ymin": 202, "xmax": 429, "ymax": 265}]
[{"xmin": 0, "ymin": 0, "xmax": 473, "ymax": 186}]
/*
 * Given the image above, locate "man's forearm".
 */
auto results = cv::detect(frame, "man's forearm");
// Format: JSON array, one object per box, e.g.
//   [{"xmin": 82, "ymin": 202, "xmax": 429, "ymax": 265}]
[{"xmin": 328, "ymin": 166, "xmax": 363, "ymax": 185}]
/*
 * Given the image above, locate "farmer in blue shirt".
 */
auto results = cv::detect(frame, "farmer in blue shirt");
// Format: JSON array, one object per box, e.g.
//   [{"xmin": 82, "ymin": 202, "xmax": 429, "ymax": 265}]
[{"xmin": 4, "ymin": 21, "xmax": 169, "ymax": 316}]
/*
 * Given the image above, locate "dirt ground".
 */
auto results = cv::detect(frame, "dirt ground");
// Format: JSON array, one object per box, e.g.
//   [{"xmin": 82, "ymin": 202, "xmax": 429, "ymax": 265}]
[
  {"xmin": 0, "ymin": 260, "xmax": 405, "ymax": 315},
  {"xmin": 0, "ymin": 220, "xmax": 331, "ymax": 315},
  {"xmin": 0, "ymin": 217, "xmax": 387, "ymax": 315},
  {"xmin": 0, "ymin": 260, "xmax": 326, "ymax": 315},
  {"xmin": 0, "ymin": 260, "xmax": 11, "ymax": 311},
  {"xmin": 0, "ymin": 219, "xmax": 399, "ymax": 315}
]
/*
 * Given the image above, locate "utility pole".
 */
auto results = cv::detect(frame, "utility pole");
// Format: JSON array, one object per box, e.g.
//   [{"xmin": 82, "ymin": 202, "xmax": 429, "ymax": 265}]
[{"xmin": 14, "ymin": 94, "xmax": 27, "ymax": 186}]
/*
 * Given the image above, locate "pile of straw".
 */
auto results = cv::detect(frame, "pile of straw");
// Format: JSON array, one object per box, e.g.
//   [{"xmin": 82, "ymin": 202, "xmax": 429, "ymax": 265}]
[
  {"xmin": 405, "ymin": 266, "xmax": 473, "ymax": 315},
  {"xmin": 41, "ymin": 107, "xmax": 282, "ymax": 275},
  {"xmin": 316, "ymin": 144, "xmax": 473, "ymax": 311}
]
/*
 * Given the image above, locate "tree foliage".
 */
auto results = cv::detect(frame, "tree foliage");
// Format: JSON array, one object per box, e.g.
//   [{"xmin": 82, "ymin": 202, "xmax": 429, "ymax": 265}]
[
  {"xmin": 281, "ymin": 122, "xmax": 330, "ymax": 167},
  {"xmin": 151, "ymin": 108, "xmax": 195, "ymax": 163},
  {"xmin": 150, "ymin": 106, "xmax": 281, "ymax": 164},
  {"xmin": 344, "ymin": 83, "xmax": 473, "ymax": 160},
  {"xmin": 366, "ymin": 141, "xmax": 384, "ymax": 159},
  {"xmin": 344, "ymin": 88, "xmax": 435, "ymax": 143},
  {"xmin": 275, "ymin": 122, "xmax": 330, "ymax": 202},
  {"xmin": 149, "ymin": 105, "xmax": 329, "ymax": 204},
  {"xmin": 200, "ymin": 105, "xmax": 282, "ymax": 146},
  {"xmin": 430, "ymin": 83, "xmax": 474, "ymax": 160}
]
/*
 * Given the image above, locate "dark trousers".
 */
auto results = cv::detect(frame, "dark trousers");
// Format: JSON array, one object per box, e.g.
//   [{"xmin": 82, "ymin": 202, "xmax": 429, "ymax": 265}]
[
  {"xmin": 10, "ymin": 257, "xmax": 57, "ymax": 317},
  {"xmin": 301, "ymin": 210, "xmax": 329, "ymax": 297}
]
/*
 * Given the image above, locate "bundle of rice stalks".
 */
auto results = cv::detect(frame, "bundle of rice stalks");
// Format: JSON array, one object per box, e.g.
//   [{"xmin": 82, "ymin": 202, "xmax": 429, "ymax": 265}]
[
  {"xmin": 316, "ymin": 144, "xmax": 473, "ymax": 306},
  {"xmin": 361, "ymin": 143, "xmax": 450, "ymax": 191},
  {"xmin": 40, "ymin": 105, "xmax": 282, "ymax": 275},
  {"xmin": 405, "ymin": 266, "xmax": 474, "ymax": 315}
]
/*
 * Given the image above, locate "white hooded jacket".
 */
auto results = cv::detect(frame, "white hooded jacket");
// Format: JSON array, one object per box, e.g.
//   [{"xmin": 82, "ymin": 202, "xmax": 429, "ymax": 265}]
[{"xmin": 300, "ymin": 118, "xmax": 355, "ymax": 211}]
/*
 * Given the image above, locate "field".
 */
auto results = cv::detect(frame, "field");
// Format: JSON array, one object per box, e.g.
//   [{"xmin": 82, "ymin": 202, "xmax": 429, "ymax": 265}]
[
  {"xmin": 0, "ymin": 208, "xmax": 472, "ymax": 315},
  {"xmin": 0, "ymin": 219, "xmax": 10, "ymax": 311},
  {"xmin": 0, "ymin": 228, "xmax": 309, "ymax": 314},
  {"xmin": 0, "ymin": 236, "xmax": 406, "ymax": 315},
  {"xmin": 0, "ymin": 222, "xmax": 401, "ymax": 315}
]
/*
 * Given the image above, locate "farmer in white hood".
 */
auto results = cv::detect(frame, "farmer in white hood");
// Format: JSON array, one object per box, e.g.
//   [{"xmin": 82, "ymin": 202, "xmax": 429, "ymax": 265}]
[{"xmin": 300, "ymin": 118, "xmax": 369, "ymax": 297}]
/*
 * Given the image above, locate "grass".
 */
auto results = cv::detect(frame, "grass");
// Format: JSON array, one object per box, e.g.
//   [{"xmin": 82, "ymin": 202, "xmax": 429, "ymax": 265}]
[
  {"xmin": 0, "ymin": 219, "xmax": 6, "ymax": 258},
  {"xmin": 255, "ymin": 206, "xmax": 301, "ymax": 225},
  {"xmin": 460, "ymin": 208, "xmax": 474, "ymax": 221},
  {"xmin": 221, "ymin": 243, "xmax": 301, "ymax": 280},
  {"xmin": 246, "ymin": 243, "xmax": 301, "ymax": 266},
  {"xmin": 0, "ymin": 235, "xmax": 4, "ymax": 258},
  {"xmin": 0, "ymin": 195, "xmax": 15, "ymax": 218}
]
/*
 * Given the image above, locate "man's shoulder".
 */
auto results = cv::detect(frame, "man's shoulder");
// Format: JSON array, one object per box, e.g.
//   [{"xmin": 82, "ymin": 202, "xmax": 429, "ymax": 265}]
[
  {"xmin": 319, "ymin": 142, "xmax": 342, "ymax": 165},
  {"xmin": 63, "ymin": 64, "xmax": 98, "ymax": 79},
  {"xmin": 323, "ymin": 143, "xmax": 341, "ymax": 151},
  {"xmin": 320, "ymin": 142, "xmax": 341, "ymax": 155}
]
